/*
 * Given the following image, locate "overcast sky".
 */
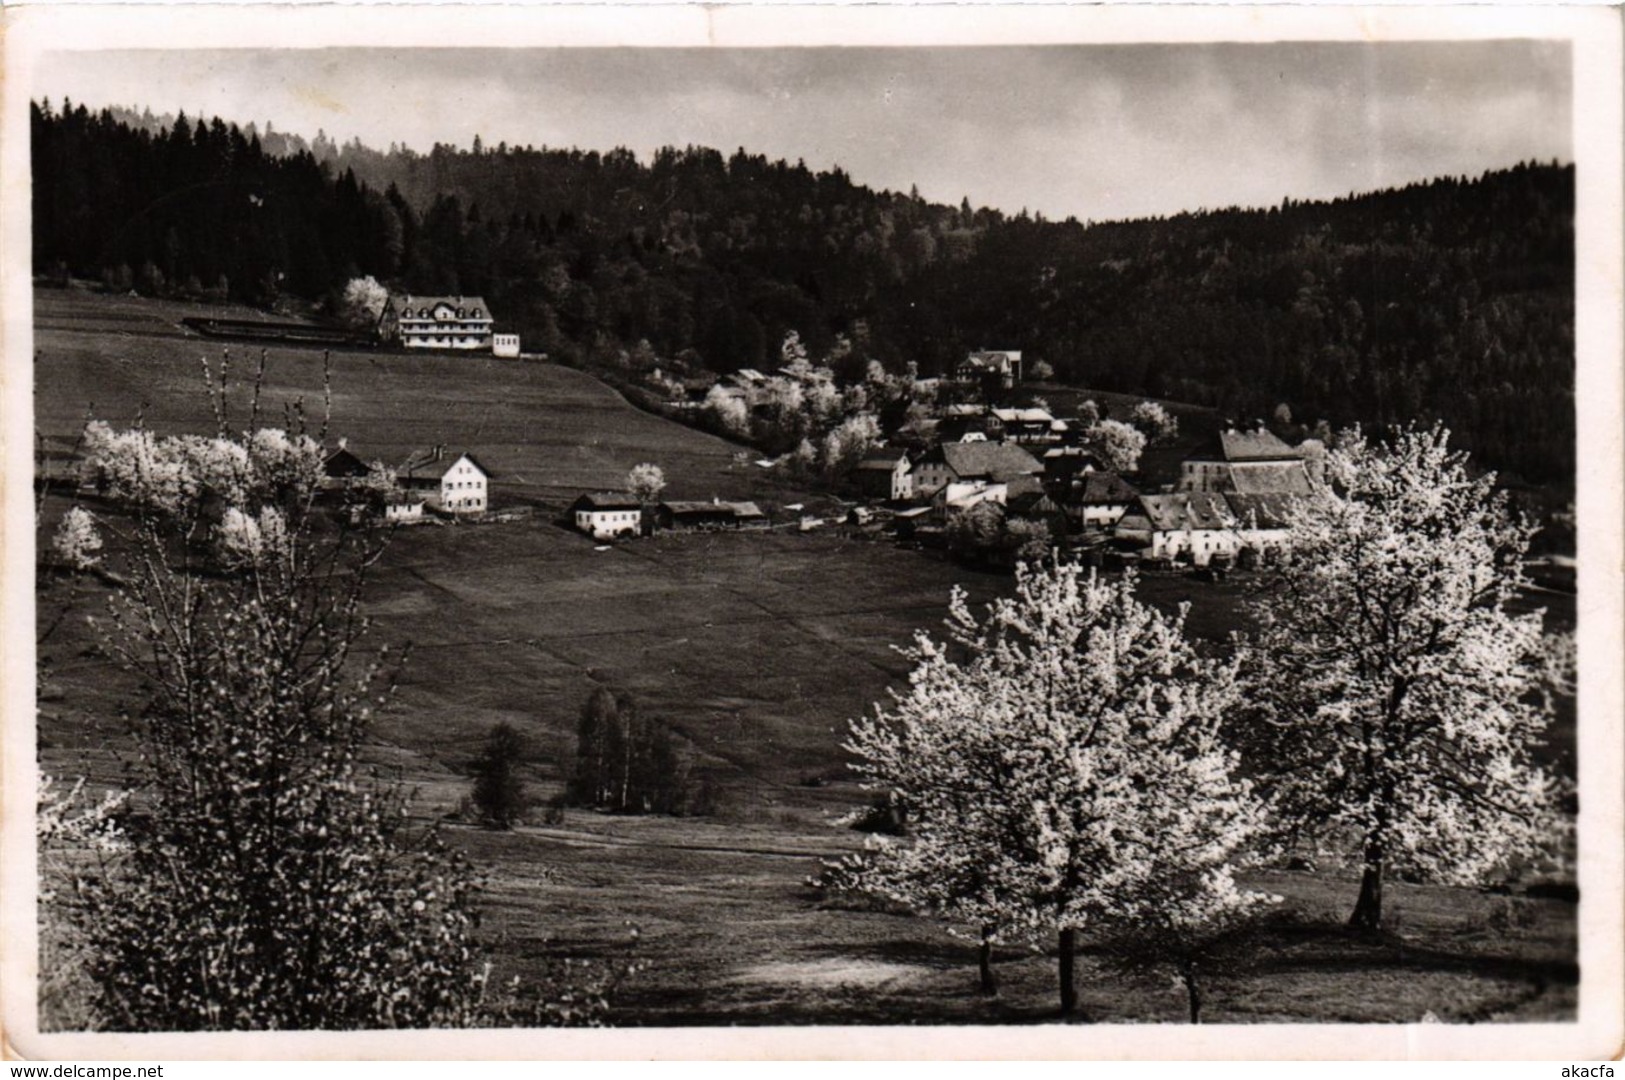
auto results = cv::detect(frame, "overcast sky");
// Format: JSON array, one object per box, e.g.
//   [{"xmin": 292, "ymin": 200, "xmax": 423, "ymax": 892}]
[{"xmin": 38, "ymin": 41, "xmax": 1571, "ymax": 221}]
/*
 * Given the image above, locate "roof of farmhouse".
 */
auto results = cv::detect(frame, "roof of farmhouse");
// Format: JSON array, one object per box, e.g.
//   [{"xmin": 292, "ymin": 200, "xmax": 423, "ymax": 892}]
[
  {"xmin": 385, "ymin": 295, "xmax": 493, "ymax": 320},
  {"xmin": 932, "ymin": 441, "xmax": 1043, "ymax": 482},
  {"xmin": 574, "ymin": 492, "xmax": 643, "ymax": 511},
  {"xmin": 1135, "ymin": 492, "xmax": 1235, "ymax": 532},
  {"xmin": 400, "ymin": 448, "xmax": 492, "ymax": 480},
  {"xmin": 1188, "ymin": 426, "xmax": 1305, "ymax": 463}
]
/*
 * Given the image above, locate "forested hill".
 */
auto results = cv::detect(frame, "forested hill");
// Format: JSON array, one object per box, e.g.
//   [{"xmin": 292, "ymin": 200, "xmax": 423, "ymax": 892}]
[{"xmin": 33, "ymin": 100, "xmax": 1574, "ymax": 484}]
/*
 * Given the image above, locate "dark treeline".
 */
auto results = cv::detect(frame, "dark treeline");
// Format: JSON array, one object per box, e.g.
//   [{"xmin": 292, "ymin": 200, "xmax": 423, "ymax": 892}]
[{"xmin": 33, "ymin": 99, "xmax": 1573, "ymax": 483}]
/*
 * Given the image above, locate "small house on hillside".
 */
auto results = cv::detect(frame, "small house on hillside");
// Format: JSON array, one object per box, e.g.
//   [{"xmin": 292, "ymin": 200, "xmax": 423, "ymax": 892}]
[
  {"xmin": 991, "ymin": 407, "xmax": 1056, "ymax": 445},
  {"xmin": 378, "ymin": 294, "xmax": 495, "ymax": 351},
  {"xmin": 851, "ymin": 449, "xmax": 913, "ymax": 502},
  {"xmin": 572, "ymin": 492, "xmax": 644, "ymax": 538},
  {"xmin": 912, "ymin": 441, "xmax": 1043, "ymax": 499},
  {"xmin": 1073, "ymin": 471, "xmax": 1140, "ymax": 529},
  {"xmin": 956, "ymin": 350, "xmax": 1023, "ymax": 391},
  {"xmin": 1180, "ymin": 426, "xmax": 1314, "ymax": 495},
  {"xmin": 1043, "ymin": 446, "xmax": 1099, "ymax": 488},
  {"xmin": 321, "ymin": 443, "xmax": 374, "ymax": 491},
  {"xmin": 492, "ymin": 333, "xmax": 521, "ymax": 358},
  {"xmin": 400, "ymin": 448, "xmax": 490, "ymax": 514},
  {"xmin": 378, "ymin": 491, "xmax": 425, "ymax": 525},
  {"xmin": 933, "ymin": 480, "xmax": 1008, "ymax": 519},
  {"xmin": 1115, "ymin": 492, "xmax": 1238, "ymax": 566}
]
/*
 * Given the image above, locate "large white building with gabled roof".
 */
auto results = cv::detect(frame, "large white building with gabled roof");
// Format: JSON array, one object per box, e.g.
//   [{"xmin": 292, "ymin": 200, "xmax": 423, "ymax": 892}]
[{"xmin": 378, "ymin": 294, "xmax": 494, "ymax": 350}]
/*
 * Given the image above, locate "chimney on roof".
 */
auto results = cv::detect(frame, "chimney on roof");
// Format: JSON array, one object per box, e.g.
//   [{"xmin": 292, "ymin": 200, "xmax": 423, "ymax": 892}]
[{"xmin": 338, "ymin": 436, "xmax": 347, "ymax": 450}]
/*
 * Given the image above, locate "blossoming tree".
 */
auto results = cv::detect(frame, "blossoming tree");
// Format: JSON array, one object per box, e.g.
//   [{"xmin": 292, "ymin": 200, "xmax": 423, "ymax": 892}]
[
  {"xmin": 1242, "ymin": 424, "xmax": 1571, "ymax": 931},
  {"xmin": 839, "ymin": 561, "xmax": 1271, "ymax": 1016}
]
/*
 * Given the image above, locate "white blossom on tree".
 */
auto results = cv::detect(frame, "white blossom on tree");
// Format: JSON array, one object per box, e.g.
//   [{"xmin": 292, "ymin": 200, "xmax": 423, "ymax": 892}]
[
  {"xmin": 53, "ymin": 507, "xmax": 104, "ymax": 570},
  {"xmin": 838, "ymin": 562, "xmax": 1271, "ymax": 1015},
  {"xmin": 1242, "ymin": 423, "xmax": 1571, "ymax": 930},
  {"xmin": 626, "ymin": 462, "xmax": 667, "ymax": 504},
  {"xmin": 1081, "ymin": 418, "xmax": 1147, "ymax": 474},
  {"xmin": 1128, "ymin": 401, "xmax": 1179, "ymax": 446},
  {"xmin": 820, "ymin": 413, "xmax": 881, "ymax": 478},
  {"xmin": 703, "ymin": 385, "xmax": 749, "ymax": 438},
  {"xmin": 339, "ymin": 275, "xmax": 389, "ymax": 329}
]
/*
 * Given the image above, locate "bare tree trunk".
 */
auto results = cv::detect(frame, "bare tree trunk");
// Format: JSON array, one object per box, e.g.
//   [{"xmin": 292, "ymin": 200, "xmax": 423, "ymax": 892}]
[
  {"xmin": 978, "ymin": 924, "xmax": 998, "ymax": 997},
  {"xmin": 1058, "ymin": 928, "xmax": 1078, "ymax": 1016},
  {"xmin": 1182, "ymin": 960, "xmax": 1202, "ymax": 1024},
  {"xmin": 1349, "ymin": 838, "xmax": 1385, "ymax": 931}
]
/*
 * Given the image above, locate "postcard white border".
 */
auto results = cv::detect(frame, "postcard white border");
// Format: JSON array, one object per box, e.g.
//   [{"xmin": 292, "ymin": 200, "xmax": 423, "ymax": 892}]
[{"xmin": 3, "ymin": 2, "xmax": 1620, "ymax": 1062}]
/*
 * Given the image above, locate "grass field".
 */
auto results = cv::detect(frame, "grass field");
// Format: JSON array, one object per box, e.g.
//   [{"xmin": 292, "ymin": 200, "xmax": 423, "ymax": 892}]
[
  {"xmin": 32, "ymin": 288, "xmax": 1578, "ymax": 1026},
  {"xmin": 34, "ymin": 287, "xmax": 811, "ymax": 510}
]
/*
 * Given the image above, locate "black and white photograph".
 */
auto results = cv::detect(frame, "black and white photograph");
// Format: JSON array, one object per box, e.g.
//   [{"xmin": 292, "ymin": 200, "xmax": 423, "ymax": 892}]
[{"xmin": 4, "ymin": 2, "xmax": 1621, "ymax": 1062}]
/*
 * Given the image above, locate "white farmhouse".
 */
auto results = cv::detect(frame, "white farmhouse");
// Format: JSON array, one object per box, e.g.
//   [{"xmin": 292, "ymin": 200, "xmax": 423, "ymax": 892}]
[
  {"xmin": 1115, "ymin": 492, "xmax": 1238, "ymax": 566},
  {"xmin": 400, "ymin": 448, "xmax": 491, "ymax": 514},
  {"xmin": 492, "ymin": 333, "xmax": 521, "ymax": 358},
  {"xmin": 571, "ymin": 492, "xmax": 644, "ymax": 539}
]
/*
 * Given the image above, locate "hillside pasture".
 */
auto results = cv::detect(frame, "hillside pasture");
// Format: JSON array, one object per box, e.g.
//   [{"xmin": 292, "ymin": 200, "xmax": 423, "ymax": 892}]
[{"xmin": 34, "ymin": 287, "xmax": 801, "ymax": 508}]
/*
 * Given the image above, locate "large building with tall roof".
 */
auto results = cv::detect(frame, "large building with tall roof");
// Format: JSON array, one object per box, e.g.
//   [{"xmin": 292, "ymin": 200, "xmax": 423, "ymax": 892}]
[
  {"xmin": 1179, "ymin": 426, "xmax": 1315, "ymax": 494},
  {"xmin": 378, "ymin": 294, "xmax": 495, "ymax": 350}
]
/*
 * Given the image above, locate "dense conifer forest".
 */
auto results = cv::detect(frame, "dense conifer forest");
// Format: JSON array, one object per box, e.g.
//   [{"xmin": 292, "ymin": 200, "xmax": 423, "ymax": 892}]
[{"xmin": 33, "ymin": 99, "xmax": 1573, "ymax": 484}]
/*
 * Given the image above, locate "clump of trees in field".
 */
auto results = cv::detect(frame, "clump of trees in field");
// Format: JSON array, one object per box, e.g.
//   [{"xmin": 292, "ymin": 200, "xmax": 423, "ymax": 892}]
[
  {"xmin": 831, "ymin": 425, "xmax": 1573, "ymax": 1020},
  {"xmin": 567, "ymin": 688, "xmax": 705, "ymax": 816},
  {"xmin": 470, "ymin": 723, "xmax": 533, "ymax": 830},
  {"xmin": 40, "ymin": 363, "xmax": 625, "ymax": 1030}
]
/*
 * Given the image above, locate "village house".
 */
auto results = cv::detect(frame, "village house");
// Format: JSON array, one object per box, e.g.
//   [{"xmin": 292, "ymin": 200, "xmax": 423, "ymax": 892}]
[
  {"xmin": 991, "ymin": 406, "xmax": 1057, "ymax": 445},
  {"xmin": 1043, "ymin": 446, "xmax": 1099, "ymax": 489},
  {"xmin": 955, "ymin": 350, "xmax": 1023, "ymax": 391},
  {"xmin": 1179, "ymin": 426, "xmax": 1315, "ymax": 495},
  {"xmin": 911, "ymin": 441, "xmax": 1043, "ymax": 499},
  {"xmin": 851, "ymin": 448, "xmax": 913, "ymax": 502},
  {"xmin": 1073, "ymin": 471, "xmax": 1140, "ymax": 530},
  {"xmin": 1005, "ymin": 475, "xmax": 1066, "ymax": 535},
  {"xmin": 399, "ymin": 447, "xmax": 490, "ymax": 514},
  {"xmin": 1225, "ymin": 492, "xmax": 1298, "ymax": 559},
  {"xmin": 492, "ymin": 333, "xmax": 521, "ymax": 358},
  {"xmin": 657, "ymin": 499, "xmax": 769, "ymax": 531},
  {"xmin": 933, "ymin": 480, "xmax": 1008, "ymax": 520},
  {"xmin": 377, "ymin": 491, "xmax": 425, "ymax": 525},
  {"xmin": 1115, "ymin": 492, "xmax": 1239, "ymax": 566},
  {"xmin": 571, "ymin": 492, "xmax": 644, "ymax": 538},
  {"xmin": 321, "ymin": 442, "xmax": 373, "ymax": 490},
  {"xmin": 377, "ymin": 294, "xmax": 495, "ymax": 351}
]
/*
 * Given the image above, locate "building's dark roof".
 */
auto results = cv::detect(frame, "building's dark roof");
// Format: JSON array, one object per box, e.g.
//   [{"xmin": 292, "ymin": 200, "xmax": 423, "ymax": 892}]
[
  {"xmin": 1004, "ymin": 475, "xmax": 1046, "ymax": 501},
  {"xmin": 854, "ymin": 450, "xmax": 908, "ymax": 471},
  {"xmin": 1225, "ymin": 492, "xmax": 1299, "ymax": 529},
  {"xmin": 574, "ymin": 492, "xmax": 642, "ymax": 512},
  {"xmin": 960, "ymin": 350, "xmax": 1021, "ymax": 371},
  {"xmin": 1187, "ymin": 427, "xmax": 1304, "ymax": 463},
  {"xmin": 400, "ymin": 449, "xmax": 492, "ymax": 481},
  {"xmin": 323, "ymin": 446, "xmax": 372, "ymax": 478},
  {"xmin": 660, "ymin": 500, "xmax": 766, "ymax": 520},
  {"xmin": 385, "ymin": 295, "xmax": 492, "ymax": 322},
  {"xmin": 933, "ymin": 441, "xmax": 1043, "ymax": 483},
  {"xmin": 1079, "ymin": 472, "xmax": 1139, "ymax": 505},
  {"xmin": 1136, "ymin": 493, "xmax": 1235, "ymax": 532},
  {"xmin": 1226, "ymin": 463, "xmax": 1313, "ymax": 495}
]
